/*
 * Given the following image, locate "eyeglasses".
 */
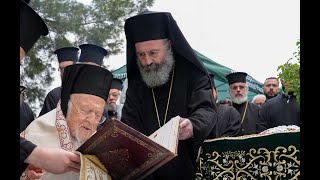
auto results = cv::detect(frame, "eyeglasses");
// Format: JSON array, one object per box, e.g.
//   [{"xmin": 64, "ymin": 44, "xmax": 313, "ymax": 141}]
[{"xmin": 70, "ymin": 98, "xmax": 106, "ymax": 125}]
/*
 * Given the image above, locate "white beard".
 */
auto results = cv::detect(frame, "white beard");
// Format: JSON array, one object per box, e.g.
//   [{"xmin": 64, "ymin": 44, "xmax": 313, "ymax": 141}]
[
  {"xmin": 230, "ymin": 93, "xmax": 248, "ymax": 104},
  {"xmin": 137, "ymin": 49, "xmax": 175, "ymax": 88},
  {"xmin": 71, "ymin": 127, "xmax": 85, "ymax": 151}
]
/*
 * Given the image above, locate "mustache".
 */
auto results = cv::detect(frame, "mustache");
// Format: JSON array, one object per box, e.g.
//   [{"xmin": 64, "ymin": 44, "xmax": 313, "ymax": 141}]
[{"xmin": 141, "ymin": 63, "xmax": 160, "ymax": 72}]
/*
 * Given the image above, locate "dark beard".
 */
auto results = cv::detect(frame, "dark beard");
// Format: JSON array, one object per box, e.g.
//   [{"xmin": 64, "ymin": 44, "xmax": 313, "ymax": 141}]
[{"xmin": 265, "ymin": 94, "xmax": 276, "ymax": 99}]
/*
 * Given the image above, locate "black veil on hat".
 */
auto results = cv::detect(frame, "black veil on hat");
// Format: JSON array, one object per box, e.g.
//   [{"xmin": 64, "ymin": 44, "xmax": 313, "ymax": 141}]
[
  {"xmin": 78, "ymin": 44, "xmax": 108, "ymax": 66},
  {"xmin": 124, "ymin": 10, "xmax": 209, "ymax": 83},
  {"xmin": 54, "ymin": 47, "xmax": 79, "ymax": 63},
  {"xmin": 111, "ymin": 78, "xmax": 123, "ymax": 91},
  {"xmin": 20, "ymin": 0, "xmax": 49, "ymax": 54},
  {"xmin": 226, "ymin": 72, "xmax": 248, "ymax": 85},
  {"xmin": 60, "ymin": 64, "xmax": 113, "ymax": 117}
]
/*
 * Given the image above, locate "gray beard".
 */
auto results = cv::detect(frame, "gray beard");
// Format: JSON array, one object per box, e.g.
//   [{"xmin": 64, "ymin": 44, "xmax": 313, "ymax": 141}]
[
  {"xmin": 137, "ymin": 49, "xmax": 175, "ymax": 88},
  {"xmin": 230, "ymin": 93, "xmax": 248, "ymax": 104}
]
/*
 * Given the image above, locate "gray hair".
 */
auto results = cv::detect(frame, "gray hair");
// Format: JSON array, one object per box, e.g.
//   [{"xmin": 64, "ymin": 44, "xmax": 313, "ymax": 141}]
[{"xmin": 252, "ymin": 94, "xmax": 267, "ymax": 103}]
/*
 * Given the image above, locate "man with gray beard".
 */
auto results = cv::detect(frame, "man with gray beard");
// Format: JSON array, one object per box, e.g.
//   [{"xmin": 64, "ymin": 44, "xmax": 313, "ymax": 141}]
[
  {"xmin": 226, "ymin": 72, "xmax": 260, "ymax": 136},
  {"xmin": 121, "ymin": 10, "xmax": 217, "ymax": 179}
]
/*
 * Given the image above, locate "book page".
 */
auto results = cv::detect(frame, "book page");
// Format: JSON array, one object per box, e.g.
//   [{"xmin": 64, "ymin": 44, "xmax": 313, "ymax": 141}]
[
  {"xmin": 148, "ymin": 116, "xmax": 180, "ymax": 154},
  {"xmin": 77, "ymin": 152, "xmax": 112, "ymax": 180}
]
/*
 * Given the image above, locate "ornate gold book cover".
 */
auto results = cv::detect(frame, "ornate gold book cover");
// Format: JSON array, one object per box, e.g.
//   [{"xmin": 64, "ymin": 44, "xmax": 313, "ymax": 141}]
[{"xmin": 77, "ymin": 119, "xmax": 178, "ymax": 180}]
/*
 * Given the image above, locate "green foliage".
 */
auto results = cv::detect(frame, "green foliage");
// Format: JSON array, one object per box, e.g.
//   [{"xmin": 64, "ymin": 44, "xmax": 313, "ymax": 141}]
[
  {"xmin": 21, "ymin": 0, "xmax": 154, "ymax": 113},
  {"xmin": 277, "ymin": 40, "xmax": 300, "ymax": 103}
]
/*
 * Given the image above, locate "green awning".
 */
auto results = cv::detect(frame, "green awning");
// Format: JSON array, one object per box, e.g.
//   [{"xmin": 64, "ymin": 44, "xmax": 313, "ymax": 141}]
[{"xmin": 112, "ymin": 50, "xmax": 263, "ymax": 101}]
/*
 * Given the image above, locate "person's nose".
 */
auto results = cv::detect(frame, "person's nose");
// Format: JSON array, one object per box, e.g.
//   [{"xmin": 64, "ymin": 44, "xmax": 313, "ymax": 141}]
[{"xmin": 145, "ymin": 54, "xmax": 153, "ymax": 66}]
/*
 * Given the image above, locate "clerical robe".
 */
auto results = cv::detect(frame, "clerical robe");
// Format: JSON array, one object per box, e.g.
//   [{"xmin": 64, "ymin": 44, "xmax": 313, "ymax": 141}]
[
  {"xmin": 21, "ymin": 103, "xmax": 111, "ymax": 180},
  {"xmin": 20, "ymin": 101, "xmax": 34, "ymax": 132},
  {"xmin": 121, "ymin": 56, "xmax": 217, "ymax": 180},
  {"xmin": 38, "ymin": 87, "xmax": 61, "ymax": 117},
  {"xmin": 256, "ymin": 94, "xmax": 300, "ymax": 133},
  {"xmin": 232, "ymin": 101, "xmax": 260, "ymax": 136},
  {"xmin": 207, "ymin": 104, "xmax": 241, "ymax": 138}
]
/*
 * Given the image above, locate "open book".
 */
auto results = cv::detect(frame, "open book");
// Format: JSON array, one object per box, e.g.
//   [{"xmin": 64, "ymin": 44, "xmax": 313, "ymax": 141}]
[{"xmin": 76, "ymin": 116, "xmax": 180, "ymax": 180}]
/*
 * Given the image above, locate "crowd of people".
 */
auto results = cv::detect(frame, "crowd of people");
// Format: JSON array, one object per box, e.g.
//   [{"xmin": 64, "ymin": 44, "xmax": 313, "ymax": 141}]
[{"xmin": 20, "ymin": 0, "xmax": 300, "ymax": 179}]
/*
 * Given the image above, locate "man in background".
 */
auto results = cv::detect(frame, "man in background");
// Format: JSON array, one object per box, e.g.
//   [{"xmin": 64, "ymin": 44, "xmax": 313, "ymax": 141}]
[
  {"xmin": 39, "ymin": 47, "xmax": 79, "ymax": 116},
  {"xmin": 257, "ymin": 79, "xmax": 300, "ymax": 132},
  {"xmin": 207, "ymin": 74, "xmax": 241, "ymax": 138},
  {"xmin": 252, "ymin": 94, "xmax": 266, "ymax": 106},
  {"xmin": 226, "ymin": 72, "xmax": 260, "ymax": 136},
  {"xmin": 263, "ymin": 77, "xmax": 280, "ymax": 101}
]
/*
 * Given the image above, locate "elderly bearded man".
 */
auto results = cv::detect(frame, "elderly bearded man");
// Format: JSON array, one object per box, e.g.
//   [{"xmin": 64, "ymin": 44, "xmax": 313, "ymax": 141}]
[
  {"xmin": 121, "ymin": 11, "xmax": 217, "ymax": 179},
  {"xmin": 21, "ymin": 64, "xmax": 113, "ymax": 179},
  {"xmin": 226, "ymin": 72, "xmax": 260, "ymax": 136},
  {"xmin": 20, "ymin": 0, "xmax": 83, "ymax": 177}
]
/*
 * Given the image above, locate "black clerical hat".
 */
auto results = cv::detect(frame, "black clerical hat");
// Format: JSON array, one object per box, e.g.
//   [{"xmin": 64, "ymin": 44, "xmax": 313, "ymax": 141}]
[
  {"xmin": 125, "ymin": 10, "xmax": 168, "ymax": 43},
  {"xmin": 22, "ymin": 0, "xmax": 30, "ymax": 4},
  {"xmin": 54, "ymin": 47, "xmax": 79, "ymax": 63},
  {"xmin": 124, "ymin": 10, "xmax": 209, "ymax": 82},
  {"xmin": 60, "ymin": 64, "xmax": 113, "ymax": 117},
  {"xmin": 78, "ymin": 44, "xmax": 108, "ymax": 66},
  {"xmin": 226, "ymin": 72, "xmax": 248, "ymax": 85},
  {"xmin": 209, "ymin": 73, "xmax": 216, "ymax": 89},
  {"xmin": 111, "ymin": 78, "xmax": 123, "ymax": 90},
  {"xmin": 20, "ymin": 0, "xmax": 48, "ymax": 54}
]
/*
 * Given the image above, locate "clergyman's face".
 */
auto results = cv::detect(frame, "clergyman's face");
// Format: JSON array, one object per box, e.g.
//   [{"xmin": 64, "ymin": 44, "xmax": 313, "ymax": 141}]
[
  {"xmin": 59, "ymin": 61, "xmax": 75, "ymax": 78},
  {"xmin": 135, "ymin": 39, "xmax": 175, "ymax": 88},
  {"xmin": 135, "ymin": 39, "xmax": 168, "ymax": 67},
  {"xmin": 229, "ymin": 82, "xmax": 248, "ymax": 104},
  {"xmin": 263, "ymin": 79, "xmax": 279, "ymax": 98},
  {"xmin": 107, "ymin": 88, "xmax": 120, "ymax": 110},
  {"xmin": 66, "ymin": 93, "xmax": 105, "ymax": 143}
]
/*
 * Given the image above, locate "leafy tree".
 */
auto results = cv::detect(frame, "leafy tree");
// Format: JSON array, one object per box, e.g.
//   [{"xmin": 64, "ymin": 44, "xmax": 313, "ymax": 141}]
[
  {"xmin": 20, "ymin": 0, "xmax": 154, "ymax": 113},
  {"xmin": 277, "ymin": 40, "xmax": 300, "ymax": 103}
]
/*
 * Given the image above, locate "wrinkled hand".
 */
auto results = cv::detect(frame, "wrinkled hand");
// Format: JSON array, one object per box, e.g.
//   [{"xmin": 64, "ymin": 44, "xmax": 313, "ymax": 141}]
[
  {"xmin": 26, "ymin": 164, "xmax": 45, "ymax": 180},
  {"xmin": 25, "ymin": 147, "xmax": 81, "ymax": 174},
  {"xmin": 178, "ymin": 118, "xmax": 193, "ymax": 140}
]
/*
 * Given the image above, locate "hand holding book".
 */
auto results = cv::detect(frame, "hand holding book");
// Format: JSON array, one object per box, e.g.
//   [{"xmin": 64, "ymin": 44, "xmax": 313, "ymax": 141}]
[{"xmin": 76, "ymin": 116, "xmax": 181, "ymax": 180}]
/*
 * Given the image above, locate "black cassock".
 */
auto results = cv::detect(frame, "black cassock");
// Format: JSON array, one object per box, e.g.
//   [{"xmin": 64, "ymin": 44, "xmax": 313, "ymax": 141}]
[
  {"xmin": 208, "ymin": 104, "xmax": 241, "ymax": 138},
  {"xmin": 121, "ymin": 57, "xmax": 217, "ymax": 180},
  {"xmin": 20, "ymin": 102, "xmax": 36, "ymax": 175},
  {"xmin": 233, "ymin": 101, "xmax": 260, "ymax": 136},
  {"xmin": 38, "ymin": 86, "xmax": 61, "ymax": 117},
  {"xmin": 20, "ymin": 101, "xmax": 34, "ymax": 132},
  {"xmin": 256, "ymin": 94, "xmax": 300, "ymax": 133}
]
